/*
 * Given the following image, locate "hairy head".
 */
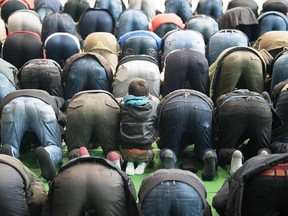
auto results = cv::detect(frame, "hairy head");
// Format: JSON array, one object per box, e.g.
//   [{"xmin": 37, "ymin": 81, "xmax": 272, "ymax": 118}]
[{"xmin": 128, "ymin": 78, "xmax": 150, "ymax": 96}]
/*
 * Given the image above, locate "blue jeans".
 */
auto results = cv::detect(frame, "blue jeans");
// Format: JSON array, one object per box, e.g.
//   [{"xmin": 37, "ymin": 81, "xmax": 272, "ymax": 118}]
[
  {"xmin": 258, "ymin": 12, "xmax": 288, "ymax": 37},
  {"xmin": 118, "ymin": 30, "xmax": 162, "ymax": 50},
  {"xmin": 117, "ymin": 9, "xmax": 149, "ymax": 39},
  {"xmin": 34, "ymin": 0, "xmax": 62, "ymax": 13},
  {"xmin": 1, "ymin": 97, "xmax": 63, "ymax": 165},
  {"xmin": 207, "ymin": 29, "xmax": 249, "ymax": 65},
  {"xmin": 158, "ymin": 91, "xmax": 214, "ymax": 160},
  {"xmin": 0, "ymin": 73, "xmax": 16, "ymax": 100},
  {"xmin": 36, "ymin": 7, "xmax": 54, "ymax": 22},
  {"xmin": 118, "ymin": 31, "xmax": 161, "ymax": 63},
  {"xmin": 94, "ymin": 0, "xmax": 123, "ymax": 26},
  {"xmin": 78, "ymin": 8, "xmax": 115, "ymax": 39},
  {"xmin": 162, "ymin": 30, "xmax": 206, "ymax": 68},
  {"xmin": 141, "ymin": 181, "xmax": 204, "ymax": 216},
  {"xmin": 44, "ymin": 33, "xmax": 81, "ymax": 68},
  {"xmin": 128, "ymin": 0, "xmax": 156, "ymax": 21},
  {"xmin": 164, "ymin": 0, "xmax": 193, "ymax": 23},
  {"xmin": 41, "ymin": 12, "xmax": 78, "ymax": 43},
  {"xmin": 64, "ymin": 55, "xmax": 112, "ymax": 100},
  {"xmin": 270, "ymin": 52, "xmax": 288, "ymax": 93},
  {"xmin": 185, "ymin": 15, "xmax": 219, "ymax": 45},
  {"xmin": 195, "ymin": 0, "xmax": 223, "ymax": 21},
  {"xmin": 154, "ymin": 23, "xmax": 181, "ymax": 39}
]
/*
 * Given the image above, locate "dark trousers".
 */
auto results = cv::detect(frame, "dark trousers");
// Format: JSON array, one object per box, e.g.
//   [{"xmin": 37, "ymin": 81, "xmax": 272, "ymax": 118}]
[
  {"xmin": 162, "ymin": 49, "xmax": 209, "ymax": 97},
  {"xmin": 243, "ymin": 174, "xmax": 288, "ymax": 216},
  {"xmin": 19, "ymin": 59, "xmax": 64, "ymax": 98},
  {"xmin": 271, "ymin": 91, "xmax": 288, "ymax": 153},
  {"xmin": 0, "ymin": 163, "xmax": 29, "ymax": 216},
  {"xmin": 216, "ymin": 96, "xmax": 272, "ymax": 161},
  {"xmin": 2, "ymin": 32, "xmax": 43, "ymax": 69},
  {"xmin": 66, "ymin": 93, "xmax": 120, "ymax": 155},
  {"xmin": 48, "ymin": 163, "xmax": 129, "ymax": 216}
]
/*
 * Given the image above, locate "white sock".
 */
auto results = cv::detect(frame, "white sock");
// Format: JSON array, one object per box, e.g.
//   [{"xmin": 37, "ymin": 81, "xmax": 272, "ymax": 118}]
[
  {"xmin": 259, "ymin": 150, "xmax": 269, "ymax": 156},
  {"xmin": 135, "ymin": 162, "xmax": 147, "ymax": 175},
  {"xmin": 125, "ymin": 162, "xmax": 135, "ymax": 176},
  {"xmin": 112, "ymin": 159, "xmax": 121, "ymax": 169},
  {"xmin": 230, "ymin": 150, "xmax": 243, "ymax": 175}
]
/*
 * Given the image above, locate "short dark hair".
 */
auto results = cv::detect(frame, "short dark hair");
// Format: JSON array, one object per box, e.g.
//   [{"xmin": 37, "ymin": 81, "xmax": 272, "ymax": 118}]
[{"xmin": 128, "ymin": 78, "xmax": 150, "ymax": 96}]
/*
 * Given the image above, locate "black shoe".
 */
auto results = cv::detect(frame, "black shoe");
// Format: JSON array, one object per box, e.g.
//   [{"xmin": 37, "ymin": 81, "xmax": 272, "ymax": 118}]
[
  {"xmin": 68, "ymin": 148, "xmax": 80, "ymax": 160},
  {"xmin": 217, "ymin": 148, "xmax": 237, "ymax": 164},
  {"xmin": 181, "ymin": 159, "xmax": 198, "ymax": 173},
  {"xmin": 261, "ymin": 91, "xmax": 272, "ymax": 105},
  {"xmin": 35, "ymin": 146, "xmax": 56, "ymax": 181},
  {"xmin": 0, "ymin": 144, "xmax": 13, "ymax": 156},
  {"xmin": 284, "ymin": 144, "xmax": 288, "ymax": 153},
  {"xmin": 162, "ymin": 149, "xmax": 175, "ymax": 169},
  {"xmin": 202, "ymin": 151, "xmax": 216, "ymax": 181}
]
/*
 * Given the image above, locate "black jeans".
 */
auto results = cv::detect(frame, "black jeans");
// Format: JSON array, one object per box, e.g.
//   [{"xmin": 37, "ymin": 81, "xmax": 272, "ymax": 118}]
[
  {"xmin": 162, "ymin": 49, "xmax": 209, "ymax": 97},
  {"xmin": 243, "ymin": 174, "xmax": 288, "ymax": 216},
  {"xmin": 271, "ymin": 91, "xmax": 288, "ymax": 153},
  {"xmin": 2, "ymin": 32, "xmax": 43, "ymax": 69},
  {"xmin": 215, "ymin": 95, "xmax": 272, "ymax": 161}
]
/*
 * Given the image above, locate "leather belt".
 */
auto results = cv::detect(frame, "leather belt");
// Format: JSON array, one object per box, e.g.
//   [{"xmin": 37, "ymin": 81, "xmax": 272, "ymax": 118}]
[{"xmin": 260, "ymin": 168, "xmax": 288, "ymax": 177}]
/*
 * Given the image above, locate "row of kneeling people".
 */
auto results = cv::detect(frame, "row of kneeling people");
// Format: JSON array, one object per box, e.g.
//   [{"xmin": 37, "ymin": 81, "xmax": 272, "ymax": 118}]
[
  {"xmin": 1, "ymin": 77, "xmax": 288, "ymax": 182},
  {"xmin": 1, "ymin": 151, "xmax": 288, "ymax": 216}
]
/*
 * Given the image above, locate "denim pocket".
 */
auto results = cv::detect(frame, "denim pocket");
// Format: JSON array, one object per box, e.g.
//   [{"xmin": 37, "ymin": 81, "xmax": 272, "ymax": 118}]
[
  {"xmin": 1, "ymin": 102, "xmax": 15, "ymax": 124},
  {"xmin": 35, "ymin": 103, "xmax": 55, "ymax": 123},
  {"xmin": 162, "ymin": 105, "xmax": 179, "ymax": 129}
]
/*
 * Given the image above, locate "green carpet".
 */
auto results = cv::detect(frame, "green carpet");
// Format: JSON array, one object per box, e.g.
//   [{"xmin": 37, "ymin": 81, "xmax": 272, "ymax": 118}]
[{"xmin": 20, "ymin": 143, "xmax": 229, "ymax": 216}]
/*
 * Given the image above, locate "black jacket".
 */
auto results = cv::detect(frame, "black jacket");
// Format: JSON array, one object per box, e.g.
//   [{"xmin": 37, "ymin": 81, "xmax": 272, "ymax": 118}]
[
  {"xmin": 213, "ymin": 153, "xmax": 288, "ymax": 216},
  {"xmin": 119, "ymin": 96, "xmax": 159, "ymax": 149}
]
